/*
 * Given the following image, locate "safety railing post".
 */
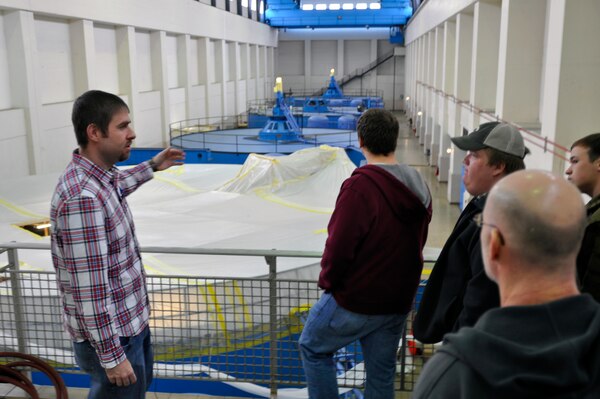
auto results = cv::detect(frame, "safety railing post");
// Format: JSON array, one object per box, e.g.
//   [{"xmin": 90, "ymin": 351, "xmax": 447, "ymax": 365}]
[
  {"xmin": 265, "ymin": 255, "xmax": 278, "ymax": 399},
  {"xmin": 8, "ymin": 248, "xmax": 28, "ymax": 355},
  {"xmin": 399, "ymin": 318, "xmax": 409, "ymax": 391}
]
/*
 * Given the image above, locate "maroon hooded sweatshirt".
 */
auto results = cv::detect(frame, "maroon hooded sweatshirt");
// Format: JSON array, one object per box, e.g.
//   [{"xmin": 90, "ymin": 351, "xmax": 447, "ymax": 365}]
[{"xmin": 319, "ymin": 164, "xmax": 432, "ymax": 315}]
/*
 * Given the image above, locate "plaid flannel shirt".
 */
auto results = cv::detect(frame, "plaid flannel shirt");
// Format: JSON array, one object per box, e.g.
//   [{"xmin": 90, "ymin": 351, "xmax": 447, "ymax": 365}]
[{"xmin": 51, "ymin": 151, "xmax": 153, "ymax": 368}]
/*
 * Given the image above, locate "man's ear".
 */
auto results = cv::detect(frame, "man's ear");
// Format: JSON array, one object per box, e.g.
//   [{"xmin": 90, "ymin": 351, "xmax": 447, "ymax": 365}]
[
  {"xmin": 491, "ymin": 162, "xmax": 506, "ymax": 178},
  {"xmin": 358, "ymin": 135, "xmax": 364, "ymax": 148},
  {"xmin": 489, "ymin": 229, "xmax": 502, "ymax": 260},
  {"xmin": 86, "ymin": 123, "xmax": 101, "ymax": 143}
]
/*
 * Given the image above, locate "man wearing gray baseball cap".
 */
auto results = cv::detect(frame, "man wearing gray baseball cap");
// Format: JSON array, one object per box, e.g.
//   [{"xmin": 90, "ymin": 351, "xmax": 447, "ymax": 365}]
[{"xmin": 414, "ymin": 121, "xmax": 528, "ymax": 344}]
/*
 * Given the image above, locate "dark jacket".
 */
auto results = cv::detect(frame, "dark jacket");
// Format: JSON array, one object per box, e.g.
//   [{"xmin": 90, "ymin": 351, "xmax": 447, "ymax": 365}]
[
  {"xmin": 577, "ymin": 195, "xmax": 600, "ymax": 302},
  {"xmin": 413, "ymin": 195, "xmax": 500, "ymax": 343},
  {"xmin": 412, "ymin": 295, "xmax": 600, "ymax": 398},
  {"xmin": 319, "ymin": 164, "xmax": 432, "ymax": 315}
]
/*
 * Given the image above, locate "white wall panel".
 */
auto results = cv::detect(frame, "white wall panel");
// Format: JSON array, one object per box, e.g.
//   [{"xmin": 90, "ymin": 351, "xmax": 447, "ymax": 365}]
[
  {"xmin": 0, "ymin": 136, "xmax": 29, "ymax": 178},
  {"xmin": 166, "ymin": 34, "xmax": 179, "ymax": 88},
  {"xmin": 276, "ymin": 41, "xmax": 304, "ymax": 76},
  {"xmin": 0, "ymin": 108, "xmax": 26, "ymax": 140},
  {"xmin": 188, "ymin": 84, "xmax": 206, "ymax": 120},
  {"xmin": 169, "ymin": 87, "xmax": 186, "ymax": 124},
  {"xmin": 94, "ymin": 24, "xmax": 119, "ymax": 93},
  {"xmin": 39, "ymin": 102, "xmax": 75, "ymax": 171},
  {"xmin": 135, "ymin": 91, "xmax": 163, "ymax": 146},
  {"xmin": 344, "ymin": 40, "xmax": 369, "ymax": 73},
  {"xmin": 189, "ymin": 38, "xmax": 199, "ymax": 86},
  {"xmin": 311, "ymin": 40, "xmax": 336, "ymax": 77},
  {"xmin": 136, "ymin": 30, "xmax": 153, "ymax": 92},
  {"xmin": 35, "ymin": 16, "xmax": 74, "ymax": 104}
]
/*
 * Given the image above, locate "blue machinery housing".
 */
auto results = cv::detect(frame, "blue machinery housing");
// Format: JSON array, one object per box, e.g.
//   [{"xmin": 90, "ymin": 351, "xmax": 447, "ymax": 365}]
[{"xmin": 264, "ymin": 0, "xmax": 413, "ymax": 29}]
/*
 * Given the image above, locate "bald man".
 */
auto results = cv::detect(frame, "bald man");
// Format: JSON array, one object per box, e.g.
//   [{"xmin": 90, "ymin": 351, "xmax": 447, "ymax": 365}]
[{"xmin": 413, "ymin": 170, "xmax": 600, "ymax": 398}]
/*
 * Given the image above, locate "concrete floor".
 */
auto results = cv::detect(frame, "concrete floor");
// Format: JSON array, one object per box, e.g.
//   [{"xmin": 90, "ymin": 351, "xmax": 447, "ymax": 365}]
[{"xmin": 2, "ymin": 113, "xmax": 458, "ymax": 399}]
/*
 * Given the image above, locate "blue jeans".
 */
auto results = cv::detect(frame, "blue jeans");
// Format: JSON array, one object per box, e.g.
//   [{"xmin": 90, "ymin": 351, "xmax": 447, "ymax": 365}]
[
  {"xmin": 73, "ymin": 326, "xmax": 154, "ymax": 399},
  {"xmin": 299, "ymin": 293, "xmax": 407, "ymax": 399}
]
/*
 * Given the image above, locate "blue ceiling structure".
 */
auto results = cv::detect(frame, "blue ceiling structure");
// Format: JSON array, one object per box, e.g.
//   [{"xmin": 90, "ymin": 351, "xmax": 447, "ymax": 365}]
[{"xmin": 264, "ymin": 0, "xmax": 413, "ymax": 29}]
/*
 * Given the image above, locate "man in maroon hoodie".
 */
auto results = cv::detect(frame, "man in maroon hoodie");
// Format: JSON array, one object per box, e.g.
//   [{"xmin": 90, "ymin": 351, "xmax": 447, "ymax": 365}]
[{"xmin": 299, "ymin": 109, "xmax": 432, "ymax": 399}]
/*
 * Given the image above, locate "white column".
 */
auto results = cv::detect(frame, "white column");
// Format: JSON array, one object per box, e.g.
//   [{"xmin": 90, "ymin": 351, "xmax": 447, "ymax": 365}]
[
  {"xmin": 304, "ymin": 40, "xmax": 311, "ymax": 91},
  {"xmin": 232, "ymin": 41, "xmax": 241, "ymax": 115},
  {"xmin": 243, "ymin": 42, "xmax": 251, "ymax": 104},
  {"xmin": 448, "ymin": 12, "xmax": 473, "ymax": 203},
  {"xmin": 337, "ymin": 40, "xmax": 344, "ymax": 77},
  {"xmin": 254, "ymin": 44, "xmax": 260, "ymax": 100},
  {"xmin": 5, "ymin": 10, "xmax": 42, "ymax": 175},
  {"xmin": 151, "ymin": 30, "xmax": 170, "ymax": 145},
  {"xmin": 178, "ymin": 34, "xmax": 193, "ymax": 120},
  {"xmin": 541, "ymin": 0, "xmax": 600, "ymax": 173},
  {"xmin": 430, "ymin": 26, "xmax": 443, "ymax": 165},
  {"xmin": 116, "ymin": 26, "xmax": 140, "ymax": 132},
  {"xmin": 437, "ymin": 20, "xmax": 455, "ymax": 182},
  {"xmin": 496, "ymin": 0, "xmax": 546, "ymax": 125},
  {"xmin": 216, "ymin": 39, "xmax": 228, "ymax": 117},
  {"xmin": 470, "ymin": 1, "xmax": 501, "ymax": 115},
  {"xmin": 70, "ymin": 19, "xmax": 95, "ymax": 94},
  {"xmin": 198, "ymin": 37, "xmax": 210, "ymax": 118}
]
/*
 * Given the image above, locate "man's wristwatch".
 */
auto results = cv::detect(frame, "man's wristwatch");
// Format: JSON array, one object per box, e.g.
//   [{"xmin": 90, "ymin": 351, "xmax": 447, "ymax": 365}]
[{"xmin": 148, "ymin": 158, "xmax": 159, "ymax": 172}]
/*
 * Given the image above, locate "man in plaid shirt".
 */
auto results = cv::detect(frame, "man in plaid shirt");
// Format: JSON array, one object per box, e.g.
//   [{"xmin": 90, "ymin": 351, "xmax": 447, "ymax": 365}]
[{"xmin": 50, "ymin": 90, "xmax": 184, "ymax": 398}]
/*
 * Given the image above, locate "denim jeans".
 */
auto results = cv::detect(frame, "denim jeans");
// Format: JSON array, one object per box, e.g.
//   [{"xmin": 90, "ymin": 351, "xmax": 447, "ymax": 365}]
[
  {"xmin": 299, "ymin": 293, "xmax": 407, "ymax": 399},
  {"xmin": 73, "ymin": 325, "xmax": 154, "ymax": 399}
]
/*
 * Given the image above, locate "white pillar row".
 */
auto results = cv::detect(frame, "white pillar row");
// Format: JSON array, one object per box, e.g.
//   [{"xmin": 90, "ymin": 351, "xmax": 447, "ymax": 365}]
[
  {"xmin": 177, "ymin": 34, "xmax": 193, "ymax": 121},
  {"xmin": 437, "ymin": 20, "xmax": 455, "ymax": 182},
  {"xmin": 429, "ymin": 26, "xmax": 443, "ymax": 166},
  {"xmin": 448, "ymin": 12, "xmax": 473, "ymax": 203},
  {"xmin": 198, "ymin": 37, "xmax": 210, "ymax": 119},
  {"xmin": 150, "ymin": 30, "xmax": 171, "ymax": 145},
  {"xmin": 5, "ymin": 10, "xmax": 42, "ymax": 175},
  {"xmin": 541, "ymin": 0, "xmax": 600, "ymax": 174},
  {"xmin": 70, "ymin": 20, "xmax": 95, "ymax": 94},
  {"xmin": 468, "ymin": 1, "xmax": 501, "ymax": 130},
  {"xmin": 116, "ymin": 26, "xmax": 140, "ymax": 135},
  {"xmin": 496, "ymin": 0, "xmax": 545, "ymax": 127}
]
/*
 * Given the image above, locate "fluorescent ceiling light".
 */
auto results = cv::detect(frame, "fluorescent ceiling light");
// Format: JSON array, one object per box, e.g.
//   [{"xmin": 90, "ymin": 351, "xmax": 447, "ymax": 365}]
[
  {"xmin": 369, "ymin": 3, "xmax": 381, "ymax": 9},
  {"xmin": 315, "ymin": 3, "xmax": 327, "ymax": 10},
  {"xmin": 356, "ymin": 3, "xmax": 368, "ymax": 10},
  {"xmin": 329, "ymin": 3, "xmax": 340, "ymax": 10},
  {"xmin": 342, "ymin": 3, "xmax": 354, "ymax": 10},
  {"xmin": 302, "ymin": 4, "xmax": 314, "ymax": 10}
]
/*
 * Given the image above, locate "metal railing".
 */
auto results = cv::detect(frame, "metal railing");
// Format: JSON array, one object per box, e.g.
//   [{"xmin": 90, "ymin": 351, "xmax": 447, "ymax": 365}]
[{"xmin": 0, "ymin": 242, "xmax": 437, "ymax": 397}]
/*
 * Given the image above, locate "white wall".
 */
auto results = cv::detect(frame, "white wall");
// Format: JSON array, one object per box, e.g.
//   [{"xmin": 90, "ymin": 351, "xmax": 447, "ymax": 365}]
[{"xmin": 0, "ymin": 0, "xmax": 276, "ymax": 178}]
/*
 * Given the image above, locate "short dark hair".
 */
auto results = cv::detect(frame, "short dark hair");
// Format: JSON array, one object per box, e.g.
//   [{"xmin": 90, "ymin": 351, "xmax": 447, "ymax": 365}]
[
  {"xmin": 356, "ymin": 109, "xmax": 399, "ymax": 156},
  {"xmin": 72, "ymin": 90, "xmax": 129, "ymax": 147},
  {"xmin": 485, "ymin": 147, "xmax": 526, "ymax": 175},
  {"xmin": 571, "ymin": 133, "xmax": 600, "ymax": 162}
]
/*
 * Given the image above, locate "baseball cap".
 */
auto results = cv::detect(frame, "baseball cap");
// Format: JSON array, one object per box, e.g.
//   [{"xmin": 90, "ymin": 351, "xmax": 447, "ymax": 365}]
[{"xmin": 451, "ymin": 122, "xmax": 529, "ymax": 158}]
